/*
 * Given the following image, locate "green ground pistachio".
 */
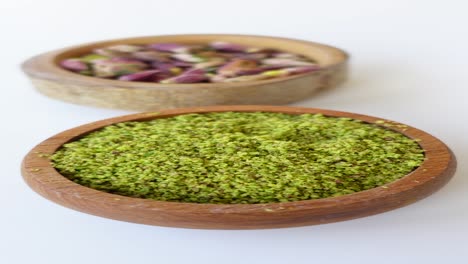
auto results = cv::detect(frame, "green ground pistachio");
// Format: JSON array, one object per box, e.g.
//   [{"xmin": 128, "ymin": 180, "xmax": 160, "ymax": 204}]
[{"xmin": 51, "ymin": 112, "xmax": 425, "ymax": 204}]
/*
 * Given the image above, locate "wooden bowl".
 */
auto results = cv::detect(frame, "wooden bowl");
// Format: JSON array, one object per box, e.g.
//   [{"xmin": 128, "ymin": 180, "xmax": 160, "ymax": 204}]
[
  {"xmin": 21, "ymin": 34, "xmax": 348, "ymax": 111},
  {"xmin": 21, "ymin": 106, "xmax": 456, "ymax": 229}
]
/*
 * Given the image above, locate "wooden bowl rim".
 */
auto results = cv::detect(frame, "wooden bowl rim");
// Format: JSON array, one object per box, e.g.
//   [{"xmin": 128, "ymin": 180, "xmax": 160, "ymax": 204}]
[
  {"xmin": 21, "ymin": 34, "xmax": 349, "ymax": 90},
  {"xmin": 22, "ymin": 105, "xmax": 455, "ymax": 215}
]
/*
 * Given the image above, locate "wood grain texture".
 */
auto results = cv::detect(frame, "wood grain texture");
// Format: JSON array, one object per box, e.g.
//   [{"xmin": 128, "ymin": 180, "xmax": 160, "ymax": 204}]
[
  {"xmin": 21, "ymin": 34, "xmax": 348, "ymax": 111},
  {"xmin": 21, "ymin": 106, "xmax": 456, "ymax": 229}
]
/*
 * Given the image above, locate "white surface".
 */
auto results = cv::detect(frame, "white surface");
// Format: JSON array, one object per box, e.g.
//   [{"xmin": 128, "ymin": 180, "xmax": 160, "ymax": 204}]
[{"xmin": 1, "ymin": 0, "xmax": 467, "ymax": 263}]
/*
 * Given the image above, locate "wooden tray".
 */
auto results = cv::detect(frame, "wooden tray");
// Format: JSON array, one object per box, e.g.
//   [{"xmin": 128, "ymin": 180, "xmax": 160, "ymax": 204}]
[
  {"xmin": 21, "ymin": 34, "xmax": 348, "ymax": 111},
  {"xmin": 21, "ymin": 106, "xmax": 456, "ymax": 229}
]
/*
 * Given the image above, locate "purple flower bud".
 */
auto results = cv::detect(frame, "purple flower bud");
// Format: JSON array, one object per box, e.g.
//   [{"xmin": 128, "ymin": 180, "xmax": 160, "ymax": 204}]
[
  {"xmin": 210, "ymin": 41, "xmax": 247, "ymax": 52},
  {"xmin": 148, "ymin": 43, "xmax": 190, "ymax": 53},
  {"xmin": 117, "ymin": 70, "xmax": 161, "ymax": 81},
  {"xmin": 60, "ymin": 59, "xmax": 88, "ymax": 71}
]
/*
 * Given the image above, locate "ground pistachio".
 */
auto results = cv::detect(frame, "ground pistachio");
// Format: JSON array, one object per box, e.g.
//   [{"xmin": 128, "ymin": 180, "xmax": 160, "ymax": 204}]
[{"xmin": 50, "ymin": 112, "xmax": 425, "ymax": 204}]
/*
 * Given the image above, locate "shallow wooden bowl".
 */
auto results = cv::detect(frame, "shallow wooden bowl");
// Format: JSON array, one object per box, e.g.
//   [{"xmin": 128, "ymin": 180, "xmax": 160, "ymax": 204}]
[
  {"xmin": 21, "ymin": 106, "xmax": 456, "ymax": 229},
  {"xmin": 21, "ymin": 34, "xmax": 348, "ymax": 111}
]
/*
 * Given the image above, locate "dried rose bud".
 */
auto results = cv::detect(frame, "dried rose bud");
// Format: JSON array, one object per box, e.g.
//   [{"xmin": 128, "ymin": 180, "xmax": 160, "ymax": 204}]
[
  {"xmin": 148, "ymin": 43, "xmax": 190, "ymax": 53},
  {"xmin": 171, "ymin": 53, "xmax": 205, "ymax": 63},
  {"xmin": 118, "ymin": 70, "xmax": 161, "ymax": 81},
  {"xmin": 92, "ymin": 59, "xmax": 148, "ymax": 78},
  {"xmin": 60, "ymin": 59, "xmax": 88, "ymax": 71},
  {"xmin": 130, "ymin": 51, "xmax": 171, "ymax": 62},
  {"xmin": 262, "ymin": 58, "xmax": 317, "ymax": 67},
  {"xmin": 193, "ymin": 58, "xmax": 226, "ymax": 69},
  {"xmin": 210, "ymin": 41, "xmax": 247, "ymax": 52},
  {"xmin": 217, "ymin": 59, "xmax": 258, "ymax": 77}
]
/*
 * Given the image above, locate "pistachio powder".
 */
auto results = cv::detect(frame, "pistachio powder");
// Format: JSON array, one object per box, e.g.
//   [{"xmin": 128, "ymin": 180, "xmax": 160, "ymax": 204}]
[{"xmin": 51, "ymin": 112, "xmax": 424, "ymax": 204}]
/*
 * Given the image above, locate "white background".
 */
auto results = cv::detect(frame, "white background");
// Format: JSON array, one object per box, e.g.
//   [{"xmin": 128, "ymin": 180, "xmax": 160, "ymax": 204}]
[{"xmin": 1, "ymin": 0, "xmax": 467, "ymax": 263}]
